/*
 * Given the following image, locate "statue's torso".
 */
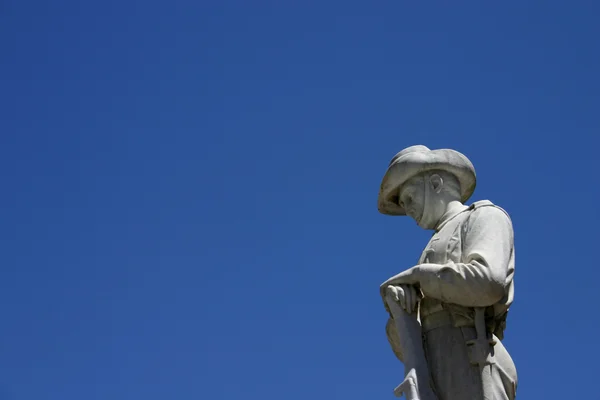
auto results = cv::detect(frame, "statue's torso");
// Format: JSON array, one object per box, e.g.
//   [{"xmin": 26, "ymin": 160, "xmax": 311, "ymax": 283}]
[
  {"xmin": 414, "ymin": 202, "xmax": 518, "ymax": 399},
  {"xmin": 418, "ymin": 207, "xmax": 469, "ymax": 319},
  {"xmin": 417, "ymin": 201, "xmax": 515, "ymax": 332}
]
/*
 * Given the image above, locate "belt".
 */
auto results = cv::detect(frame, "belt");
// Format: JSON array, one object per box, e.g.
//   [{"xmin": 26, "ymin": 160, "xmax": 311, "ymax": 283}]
[
  {"xmin": 421, "ymin": 309, "xmax": 474, "ymax": 333},
  {"xmin": 419, "ymin": 302, "xmax": 445, "ymax": 318}
]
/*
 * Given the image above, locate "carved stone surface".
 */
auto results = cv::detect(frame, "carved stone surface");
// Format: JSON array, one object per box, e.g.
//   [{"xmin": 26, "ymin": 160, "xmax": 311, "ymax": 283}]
[{"xmin": 378, "ymin": 145, "xmax": 517, "ymax": 400}]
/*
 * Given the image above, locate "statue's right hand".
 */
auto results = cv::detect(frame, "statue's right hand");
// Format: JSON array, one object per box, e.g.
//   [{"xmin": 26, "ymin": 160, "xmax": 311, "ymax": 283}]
[{"xmin": 384, "ymin": 284, "xmax": 419, "ymax": 315}]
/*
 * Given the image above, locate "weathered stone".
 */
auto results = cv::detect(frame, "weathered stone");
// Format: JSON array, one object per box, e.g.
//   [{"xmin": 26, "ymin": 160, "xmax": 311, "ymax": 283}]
[{"xmin": 378, "ymin": 146, "xmax": 517, "ymax": 400}]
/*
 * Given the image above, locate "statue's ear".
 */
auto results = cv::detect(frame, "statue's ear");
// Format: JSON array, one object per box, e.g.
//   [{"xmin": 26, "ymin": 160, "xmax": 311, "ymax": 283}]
[{"xmin": 430, "ymin": 174, "xmax": 444, "ymax": 193}]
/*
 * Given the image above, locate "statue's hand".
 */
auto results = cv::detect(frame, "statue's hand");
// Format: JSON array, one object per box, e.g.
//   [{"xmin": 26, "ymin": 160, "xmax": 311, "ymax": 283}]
[{"xmin": 383, "ymin": 284, "xmax": 420, "ymax": 314}]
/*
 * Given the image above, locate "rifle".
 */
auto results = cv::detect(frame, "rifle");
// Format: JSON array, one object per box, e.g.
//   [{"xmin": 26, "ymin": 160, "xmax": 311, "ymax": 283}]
[{"xmin": 385, "ymin": 287, "xmax": 438, "ymax": 400}]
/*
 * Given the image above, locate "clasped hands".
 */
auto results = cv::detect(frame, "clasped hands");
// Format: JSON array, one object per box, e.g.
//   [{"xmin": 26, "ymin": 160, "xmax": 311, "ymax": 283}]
[
  {"xmin": 383, "ymin": 284, "xmax": 421, "ymax": 314},
  {"xmin": 380, "ymin": 264, "xmax": 440, "ymax": 314}
]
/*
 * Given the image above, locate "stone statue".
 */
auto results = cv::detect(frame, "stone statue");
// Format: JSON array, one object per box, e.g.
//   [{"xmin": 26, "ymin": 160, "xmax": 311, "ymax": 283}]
[{"xmin": 377, "ymin": 145, "xmax": 518, "ymax": 400}]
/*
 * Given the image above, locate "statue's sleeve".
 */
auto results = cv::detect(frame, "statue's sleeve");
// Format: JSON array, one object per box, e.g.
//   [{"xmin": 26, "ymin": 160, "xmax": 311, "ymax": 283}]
[{"xmin": 419, "ymin": 206, "xmax": 514, "ymax": 307}]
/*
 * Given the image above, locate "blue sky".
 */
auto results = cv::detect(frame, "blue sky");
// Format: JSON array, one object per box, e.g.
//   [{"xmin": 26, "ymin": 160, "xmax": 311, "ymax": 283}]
[{"xmin": 2, "ymin": 1, "xmax": 600, "ymax": 399}]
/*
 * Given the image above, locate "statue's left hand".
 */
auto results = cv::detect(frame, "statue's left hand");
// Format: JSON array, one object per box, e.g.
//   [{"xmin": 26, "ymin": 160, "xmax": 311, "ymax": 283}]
[
  {"xmin": 384, "ymin": 284, "xmax": 420, "ymax": 314},
  {"xmin": 380, "ymin": 263, "xmax": 444, "ymax": 297}
]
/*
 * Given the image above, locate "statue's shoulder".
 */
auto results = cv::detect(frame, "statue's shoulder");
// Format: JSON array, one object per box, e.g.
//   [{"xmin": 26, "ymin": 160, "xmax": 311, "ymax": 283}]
[{"xmin": 467, "ymin": 200, "xmax": 512, "ymax": 222}]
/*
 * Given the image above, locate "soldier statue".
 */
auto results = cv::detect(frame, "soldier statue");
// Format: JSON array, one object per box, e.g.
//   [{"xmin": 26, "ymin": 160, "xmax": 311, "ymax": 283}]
[{"xmin": 378, "ymin": 145, "xmax": 518, "ymax": 400}]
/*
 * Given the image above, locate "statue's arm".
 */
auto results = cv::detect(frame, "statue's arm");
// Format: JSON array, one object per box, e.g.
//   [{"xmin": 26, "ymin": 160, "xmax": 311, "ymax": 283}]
[{"xmin": 416, "ymin": 206, "xmax": 513, "ymax": 307}]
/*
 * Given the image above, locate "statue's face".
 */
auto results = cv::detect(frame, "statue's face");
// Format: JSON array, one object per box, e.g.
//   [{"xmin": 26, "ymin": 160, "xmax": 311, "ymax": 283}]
[
  {"xmin": 399, "ymin": 172, "xmax": 454, "ymax": 230},
  {"xmin": 398, "ymin": 176, "xmax": 426, "ymax": 226},
  {"xmin": 399, "ymin": 172, "xmax": 464, "ymax": 230}
]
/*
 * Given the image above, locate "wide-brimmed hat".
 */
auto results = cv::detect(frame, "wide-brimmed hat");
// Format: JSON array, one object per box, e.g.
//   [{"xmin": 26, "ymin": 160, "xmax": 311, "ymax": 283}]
[{"xmin": 377, "ymin": 145, "xmax": 476, "ymax": 216}]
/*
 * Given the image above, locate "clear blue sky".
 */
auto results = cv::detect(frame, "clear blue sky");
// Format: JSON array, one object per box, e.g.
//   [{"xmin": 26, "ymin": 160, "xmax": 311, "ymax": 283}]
[{"xmin": 2, "ymin": 1, "xmax": 599, "ymax": 399}]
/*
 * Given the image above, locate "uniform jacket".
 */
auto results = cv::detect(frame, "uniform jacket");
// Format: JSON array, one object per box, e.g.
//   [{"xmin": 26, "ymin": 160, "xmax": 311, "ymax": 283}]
[{"xmin": 386, "ymin": 200, "xmax": 515, "ymax": 361}]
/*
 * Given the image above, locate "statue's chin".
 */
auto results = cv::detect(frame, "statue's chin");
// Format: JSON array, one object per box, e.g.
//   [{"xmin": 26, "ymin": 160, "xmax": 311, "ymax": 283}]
[{"xmin": 416, "ymin": 216, "xmax": 435, "ymax": 230}]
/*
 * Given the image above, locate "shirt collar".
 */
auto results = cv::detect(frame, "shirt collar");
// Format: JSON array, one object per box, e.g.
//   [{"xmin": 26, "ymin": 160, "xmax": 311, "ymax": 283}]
[{"xmin": 435, "ymin": 202, "xmax": 469, "ymax": 232}]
